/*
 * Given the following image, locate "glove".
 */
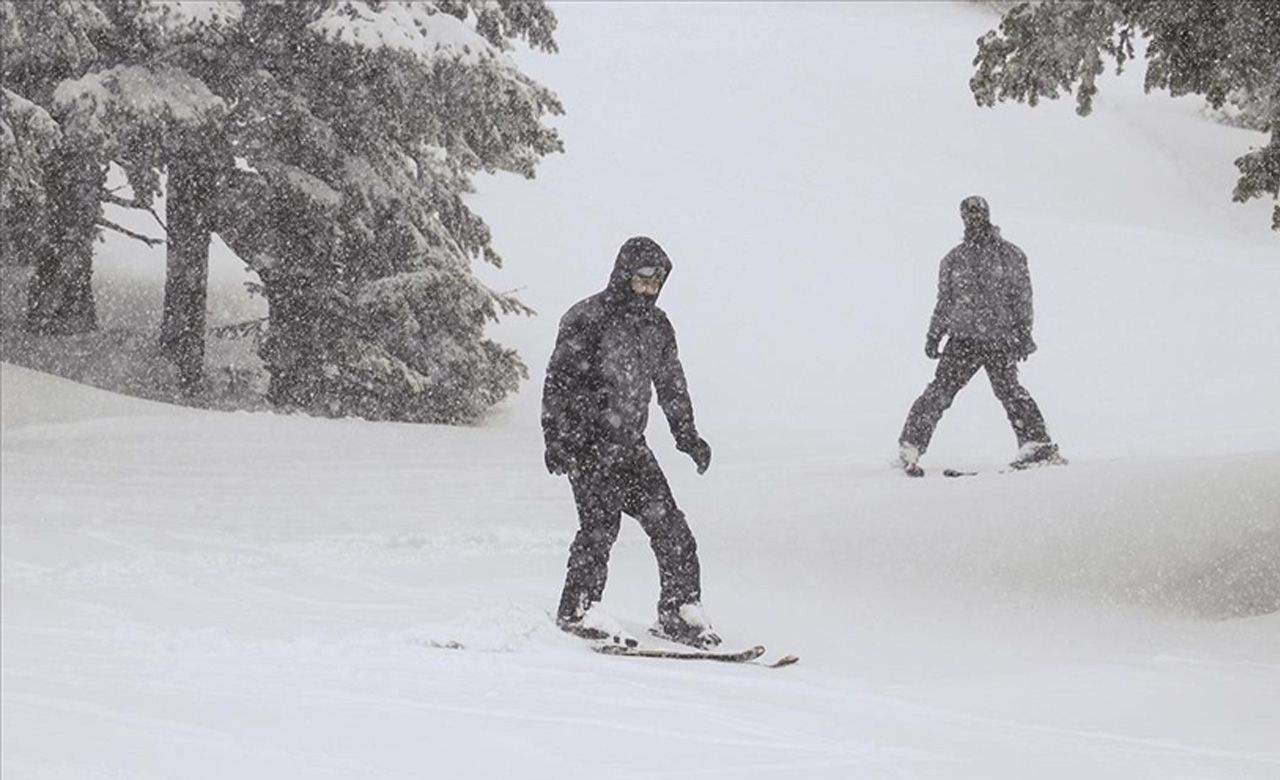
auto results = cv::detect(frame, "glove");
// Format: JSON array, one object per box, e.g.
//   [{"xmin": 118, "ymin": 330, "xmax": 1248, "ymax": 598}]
[
  {"xmin": 678, "ymin": 436, "xmax": 712, "ymax": 475},
  {"xmin": 1010, "ymin": 328, "xmax": 1037, "ymax": 361},
  {"xmin": 544, "ymin": 440, "xmax": 573, "ymax": 476},
  {"xmin": 925, "ymin": 333, "xmax": 943, "ymax": 360}
]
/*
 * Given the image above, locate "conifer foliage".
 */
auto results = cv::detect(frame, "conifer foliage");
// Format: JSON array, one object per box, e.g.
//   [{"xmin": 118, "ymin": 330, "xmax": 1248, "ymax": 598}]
[
  {"xmin": 216, "ymin": 0, "xmax": 562, "ymax": 422},
  {"xmin": 971, "ymin": 0, "xmax": 1280, "ymax": 230},
  {"xmin": 1, "ymin": 0, "xmax": 561, "ymax": 420},
  {"xmin": 1, "ymin": 1, "xmax": 114, "ymax": 334}
]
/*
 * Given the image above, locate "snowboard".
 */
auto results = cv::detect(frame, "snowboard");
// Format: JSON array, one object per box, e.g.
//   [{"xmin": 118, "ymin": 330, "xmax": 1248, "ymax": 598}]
[
  {"xmin": 594, "ymin": 642, "xmax": 799, "ymax": 668},
  {"xmin": 943, "ymin": 454, "xmax": 1069, "ymax": 478}
]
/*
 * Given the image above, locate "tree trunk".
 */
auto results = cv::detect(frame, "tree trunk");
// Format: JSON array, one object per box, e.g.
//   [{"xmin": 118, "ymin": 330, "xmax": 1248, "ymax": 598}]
[
  {"xmin": 261, "ymin": 269, "xmax": 328, "ymax": 411},
  {"xmin": 160, "ymin": 158, "xmax": 214, "ymax": 397},
  {"xmin": 25, "ymin": 144, "xmax": 102, "ymax": 335}
]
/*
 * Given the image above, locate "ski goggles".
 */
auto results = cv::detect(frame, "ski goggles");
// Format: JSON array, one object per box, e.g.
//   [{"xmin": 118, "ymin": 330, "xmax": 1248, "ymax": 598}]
[{"xmin": 632, "ymin": 266, "xmax": 667, "ymax": 281}]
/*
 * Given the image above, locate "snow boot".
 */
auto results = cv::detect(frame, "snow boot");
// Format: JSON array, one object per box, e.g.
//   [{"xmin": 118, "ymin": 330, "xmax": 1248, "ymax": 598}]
[
  {"xmin": 653, "ymin": 603, "xmax": 722, "ymax": 649},
  {"xmin": 896, "ymin": 442, "xmax": 924, "ymax": 478},
  {"xmin": 1009, "ymin": 441, "xmax": 1066, "ymax": 470},
  {"xmin": 557, "ymin": 603, "xmax": 637, "ymax": 648}
]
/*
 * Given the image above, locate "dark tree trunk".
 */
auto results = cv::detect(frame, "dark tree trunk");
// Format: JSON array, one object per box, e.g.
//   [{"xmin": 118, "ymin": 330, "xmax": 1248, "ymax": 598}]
[
  {"xmin": 25, "ymin": 144, "xmax": 102, "ymax": 335},
  {"xmin": 215, "ymin": 174, "xmax": 334, "ymax": 414},
  {"xmin": 261, "ymin": 269, "xmax": 330, "ymax": 411},
  {"xmin": 160, "ymin": 158, "xmax": 214, "ymax": 397}
]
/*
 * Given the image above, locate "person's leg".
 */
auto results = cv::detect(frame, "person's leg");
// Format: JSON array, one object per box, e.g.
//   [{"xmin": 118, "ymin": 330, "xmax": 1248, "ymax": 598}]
[
  {"xmin": 984, "ymin": 357, "xmax": 1049, "ymax": 447},
  {"xmin": 621, "ymin": 449, "xmax": 719, "ymax": 647},
  {"xmin": 556, "ymin": 464, "xmax": 623, "ymax": 622},
  {"xmin": 620, "ymin": 447, "xmax": 701, "ymax": 616},
  {"xmin": 899, "ymin": 343, "xmax": 983, "ymax": 454}
]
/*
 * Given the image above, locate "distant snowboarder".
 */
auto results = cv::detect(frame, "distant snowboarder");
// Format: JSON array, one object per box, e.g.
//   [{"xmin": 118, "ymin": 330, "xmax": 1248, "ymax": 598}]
[
  {"xmin": 543, "ymin": 236, "xmax": 720, "ymax": 648},
  {"xmin": 897, "ymin": 196, "xmax": 1063, "ymax": 475}
]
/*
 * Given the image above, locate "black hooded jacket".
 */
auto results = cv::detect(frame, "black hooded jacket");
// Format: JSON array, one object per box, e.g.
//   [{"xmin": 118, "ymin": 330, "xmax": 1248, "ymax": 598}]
[
  {"xmin": 928, "ymin": 223, "xmax": 1036, "ymax": 356},
  {"xmin": 542, "ymin": 238, "xmax": 700, "ymax": 461}
]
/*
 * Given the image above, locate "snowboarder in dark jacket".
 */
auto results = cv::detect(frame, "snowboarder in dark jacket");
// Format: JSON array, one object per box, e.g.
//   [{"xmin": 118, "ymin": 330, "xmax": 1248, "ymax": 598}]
[
  {"xmin": 897, "ymin": 196, "xmax": 1063, "ymax": 475},
  {"xmin": 543, "ymin": 236, "xmax": 719, "ymax": 648}
]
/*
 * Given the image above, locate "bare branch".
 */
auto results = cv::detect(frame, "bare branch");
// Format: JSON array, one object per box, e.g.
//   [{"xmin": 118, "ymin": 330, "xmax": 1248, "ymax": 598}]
[
  {"xmin": 101, "ymin": 191, "xmax": 168, "ymax": 234},
  {"xmin": 148, "ymin": 207, "xmax": 167, "ymax": 233},
  {"xmin": 97, "ymin": 218, "xmax": 165, "ymax": 247},
  {"xmin": 101, "ymin": 191, "xmax": 142, "ymax": 209}
]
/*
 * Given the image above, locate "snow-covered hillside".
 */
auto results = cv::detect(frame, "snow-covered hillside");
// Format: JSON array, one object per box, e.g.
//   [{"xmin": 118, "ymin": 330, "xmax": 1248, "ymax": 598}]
[
  {"xmin": 3, "ymin": 3, "xmax": 1278, "ymax": 778},
  {"xmin": 4, "ymin": 362, "xmax": 1278, "ymax": 778}
]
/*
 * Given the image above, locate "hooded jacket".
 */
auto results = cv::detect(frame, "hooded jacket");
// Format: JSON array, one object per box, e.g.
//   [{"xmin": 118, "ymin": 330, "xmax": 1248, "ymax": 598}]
[
  {"xmin": 542, "ymin": 237, "xmax": 700, "ymax": 460},
  {"xmin": 928, "ymin": 224, "xmax": 1036, "ymax": 355}
]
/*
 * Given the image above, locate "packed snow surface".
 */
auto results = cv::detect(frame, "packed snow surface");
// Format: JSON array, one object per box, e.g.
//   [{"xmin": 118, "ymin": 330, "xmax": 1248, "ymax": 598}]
[{"xmin": 4, "ymin": 3, "xmax": 1279, "ymax": 778}]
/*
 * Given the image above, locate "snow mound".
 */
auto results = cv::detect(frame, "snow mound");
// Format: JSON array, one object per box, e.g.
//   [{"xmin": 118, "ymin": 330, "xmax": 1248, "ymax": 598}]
[{"xmin": 1, "ymin": 361, "xmax": 185, "ymax": 430}]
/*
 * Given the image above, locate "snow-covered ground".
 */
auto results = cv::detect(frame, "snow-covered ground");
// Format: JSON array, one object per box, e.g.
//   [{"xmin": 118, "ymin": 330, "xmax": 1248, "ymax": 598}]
[{"xmin": 3, "ymin": 3, "xmax": 1279, "ymax": 778}]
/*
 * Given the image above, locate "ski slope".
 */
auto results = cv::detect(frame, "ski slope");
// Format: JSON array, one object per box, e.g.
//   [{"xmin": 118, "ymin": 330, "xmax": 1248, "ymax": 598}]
[{"xmin": 3, "ymin": 3, "xmax": 1279, "ymax": 778}]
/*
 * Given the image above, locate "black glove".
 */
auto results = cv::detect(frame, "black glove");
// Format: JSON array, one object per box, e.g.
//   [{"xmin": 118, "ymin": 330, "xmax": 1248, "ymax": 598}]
[
  {"xmin": 1011, "ymin": 328, "xmax": 1037, "ymax": 361},
  {"xmin": 678, "ymin": 436, "xmax": 712, "ymax": 474},
  {"xmin": 544, "ymin": 440, "xmax": 573, "ymax": 476},
  {"xmin": 925, "ymin": 333, "xmax": 943, "ymax": 360}
]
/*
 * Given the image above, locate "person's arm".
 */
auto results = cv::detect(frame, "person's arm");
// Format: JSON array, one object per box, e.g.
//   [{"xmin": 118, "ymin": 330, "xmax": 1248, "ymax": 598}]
[
  {"xmin": 926, "ymin": 251, "xmax": 954, "ymax": 357},
  {"xmin": 541, "ymin": 308, "xmax": 589, "ymax": 472},
  {"xmin": 1009, "ymin": 245, "xmax": 1033, "ymax": 333},
  {"xmin": 654, "ymin": 315, "xmax": 710, "ymax": 473},
  {"xmin": 1003, "ymin": 244, "xmax": 1034, "ymax": 358}
]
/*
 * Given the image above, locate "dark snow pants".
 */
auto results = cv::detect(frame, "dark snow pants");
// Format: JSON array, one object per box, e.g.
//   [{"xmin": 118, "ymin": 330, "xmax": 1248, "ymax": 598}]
[
  {"xmin": 900, "ymin": 338, "xmax": 1049, "ymax": 453},
  {"xmin": 556, "ymin": 444, "xmax": 701, "ymax": 621}
]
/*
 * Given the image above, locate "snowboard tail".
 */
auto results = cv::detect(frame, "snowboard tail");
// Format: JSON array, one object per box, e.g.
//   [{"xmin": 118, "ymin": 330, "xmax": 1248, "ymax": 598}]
[{"xmin": 559, "ymin": 620, "xmax": 639, "ymax": 648}]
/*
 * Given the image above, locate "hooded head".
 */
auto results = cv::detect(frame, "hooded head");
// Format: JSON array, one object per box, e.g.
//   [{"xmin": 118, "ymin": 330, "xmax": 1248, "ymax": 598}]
[
  {"xmin": 606, "ymin": 236, "xmax": 672, "ymax": 308},
  {"xmin": 960, "ymin": 195, "xmax": 996, "ymax": 243}
]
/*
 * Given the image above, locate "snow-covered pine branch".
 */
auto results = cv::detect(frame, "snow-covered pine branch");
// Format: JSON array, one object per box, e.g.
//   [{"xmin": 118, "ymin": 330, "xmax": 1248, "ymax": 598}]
[
  {"xmin": 971, "ymin": 0, "xmax": 1279, "ymax": 231},
  {"xmin": 310, "ymin": 0, "xmax": 497, "ymax": 65},
  {"xmin": 0, "ymin": 89, "xmax": 61, "ymax": 211}
]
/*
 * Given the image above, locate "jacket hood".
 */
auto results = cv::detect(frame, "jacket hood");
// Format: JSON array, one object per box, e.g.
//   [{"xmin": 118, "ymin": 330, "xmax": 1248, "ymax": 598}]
[
  {"xmin": 964, "ymin": 221, "xmax": 1002, "ymax": 245},
  {"xmin": 606, "ymin": 236, "xmax": 672, "ymax": 304},
  {"xmin": 961, "ymin": 195, "xmax": 1001, "ymax": 245}
]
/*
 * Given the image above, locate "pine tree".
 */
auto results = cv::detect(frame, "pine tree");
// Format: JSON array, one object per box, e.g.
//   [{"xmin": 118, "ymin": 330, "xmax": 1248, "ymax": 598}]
[
  {"xmin": 2, "ymin": 0, "xmax": 234, "ymax": 354},
  {"xmin": 971, "ymin": 0, "xmax": 1280, "ymax": 231},
  {"xmin": 0, "ymin": 0, "xmax": 113, "ymax": 334},
  {"xmin": 6, "ymin": 0, "xmax": 561, "ymax": 415},
  {"xmin": 212, "ymin": 0, "xmax": 563, "ymax": 423},
  {"xmin": 61, "ymin": 3, "xmax": 241, "ymax": 394}
]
